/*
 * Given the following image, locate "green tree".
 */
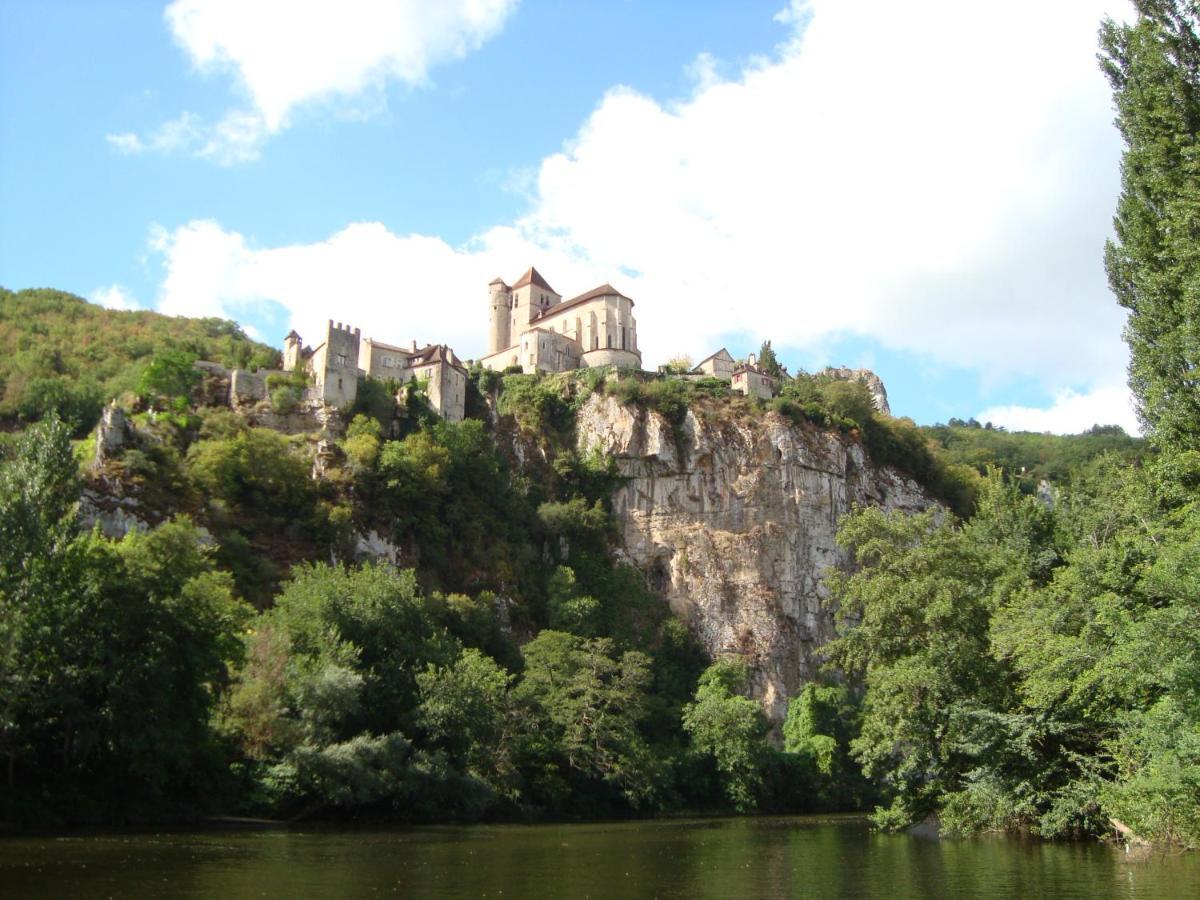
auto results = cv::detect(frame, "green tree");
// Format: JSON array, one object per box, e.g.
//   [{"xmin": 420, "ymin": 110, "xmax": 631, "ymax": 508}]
[
  {"xmin": 757, "ymin": 340, "xmax": 781, "ymax": 377},
  {"xmin": 516, "ymin": 631, "xmax": 657, "ymax": 807},
  {"xmin": 417, "ymin": 648, "xmax": 518, "ymax": 795},
  {"xmin": 1101, "ymin": 2, "xmax": 1200, "ymax": 449},
  {"xmin": 823, "ymin": 475, "xmax": 1047, "ymax": 829},
  {"xmin": 682, "ymin": 659, "xmax": 770, "ymax": 811},
  {"xmin": 224, "ymin": 563, "xmax": 459, "ymax": 813},
  {"xmin": 1, "ymin": 421, "xmax": 250, "ymax": 819},
  {"xmin": 137, "ymin": 350, "xmax": 201, "ymax": 413}
]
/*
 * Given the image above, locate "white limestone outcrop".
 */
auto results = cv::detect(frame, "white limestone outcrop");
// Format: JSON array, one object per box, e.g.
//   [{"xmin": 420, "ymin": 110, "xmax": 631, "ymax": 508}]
[{"xmin": 575, "ymin": 393, "xmax": 930, "ymax": 721}]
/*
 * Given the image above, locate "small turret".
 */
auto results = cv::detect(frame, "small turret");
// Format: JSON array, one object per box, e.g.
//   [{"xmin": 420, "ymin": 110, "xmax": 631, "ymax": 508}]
[{"xmin": 283, "ymin": 330, "xmax": 303, "ymax": 371}]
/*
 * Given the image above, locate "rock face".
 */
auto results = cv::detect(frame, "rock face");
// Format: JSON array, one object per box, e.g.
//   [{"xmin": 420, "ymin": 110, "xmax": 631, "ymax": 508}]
[
  {"xmin": 93, "ymin": 402, "xmax": 131, "ymax": 465},
  {"xmin": 575, "ymin": 393, "xmax": 930, "ymax": 721}
]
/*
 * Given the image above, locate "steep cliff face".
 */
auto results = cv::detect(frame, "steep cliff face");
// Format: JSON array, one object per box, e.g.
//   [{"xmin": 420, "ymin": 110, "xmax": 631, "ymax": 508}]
[{"xmin": 575, "ymin": 394, "xmax": 931, "ymax": 721}]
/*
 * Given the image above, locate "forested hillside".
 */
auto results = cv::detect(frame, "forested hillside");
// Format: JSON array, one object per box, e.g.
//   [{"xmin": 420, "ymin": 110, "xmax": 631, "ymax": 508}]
[
  {"xmin": 0, "ymin": 288, "xmax": 279, "ymax": 435},
  {"xmin": 920, "ymin": 421, "xmax": 1145, "ymax": 490}
]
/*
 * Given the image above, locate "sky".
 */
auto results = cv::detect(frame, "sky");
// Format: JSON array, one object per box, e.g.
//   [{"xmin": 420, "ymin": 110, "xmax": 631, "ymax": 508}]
[{"xmin": 0, "ymin": 0, "xmax": 1138, "ymax": 432}]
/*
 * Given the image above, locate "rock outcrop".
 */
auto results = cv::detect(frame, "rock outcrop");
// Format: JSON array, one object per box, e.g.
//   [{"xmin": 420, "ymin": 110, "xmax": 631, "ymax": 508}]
[
  {"xmin": 818, "ymin": 367, "xmax": 891, "ymax": 415},
  {"xmin": 576, "ymin": 393, "xmax": 930, "ymax": 721},
  {"xmin": 93, "ymin": 402, "xmax": 132, "ymax": 466}
]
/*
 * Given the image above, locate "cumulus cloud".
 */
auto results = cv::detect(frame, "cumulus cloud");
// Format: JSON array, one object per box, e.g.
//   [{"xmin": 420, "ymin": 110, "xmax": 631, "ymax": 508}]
[
  {"xmin": 91, "ymin": 284, "xmax": 143, "ymax": 311},
  {"xmin": 114, "ymin": 0, "xmax": 518, "ymax": 162},
  {"xmin": 147, "ymin": 0, "xmax": 1136, "ymax": 425},
  {"xmin": 979, "ymin": 378, "xmax": 1140, "ymax": 435},
  {"xmin": 149, "ymin": 218, "xmax": 604, "ymax": 354}
]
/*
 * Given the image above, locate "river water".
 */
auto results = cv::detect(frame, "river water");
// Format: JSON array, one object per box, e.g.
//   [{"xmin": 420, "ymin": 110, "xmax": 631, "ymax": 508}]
[{"xmin": 2, "ymin": 814, "xmax": 1197, "ymax": 898}]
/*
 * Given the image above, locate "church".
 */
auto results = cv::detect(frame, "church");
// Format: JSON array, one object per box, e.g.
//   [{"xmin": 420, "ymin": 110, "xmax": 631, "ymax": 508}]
[{"xmin": 478, "ymin": 267, "xmax": 641, "ymax": 373}]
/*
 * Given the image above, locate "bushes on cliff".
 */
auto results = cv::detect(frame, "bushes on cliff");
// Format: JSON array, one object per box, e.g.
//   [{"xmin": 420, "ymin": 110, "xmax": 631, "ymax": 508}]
[
  {"xmin": 188, "ymin": 428, "xmax": 316, "ymax": 522},
  {"xmin": 373, "ymin": 418, "xmax": 541, "ymax": 598}
]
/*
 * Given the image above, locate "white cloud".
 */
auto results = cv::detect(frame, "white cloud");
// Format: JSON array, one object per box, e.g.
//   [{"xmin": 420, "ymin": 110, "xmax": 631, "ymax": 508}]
[
  {"xmin": 146, "ymin": 1, "xmax": 1137, "ymax": 426},
  {"xmin": 112, "ymin": 0, "xmax": 519, "ymax": 162},
  {"xmin": 91, "ymin": 284, "xmax": 143, "ymax": 311},
  {"xmin": 107, "ymin": 110, "xmax": 267, "ymax": 164},
  {"xmin": 979, "ymin": 379, "xmax": 1141, "ymax": 435},
  {"xmin": 150, "ymin": 218, "xmax": 609, "ymax": 356}
]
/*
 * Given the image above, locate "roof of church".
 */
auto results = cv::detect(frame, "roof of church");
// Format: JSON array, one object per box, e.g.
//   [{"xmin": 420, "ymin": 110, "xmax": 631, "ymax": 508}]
[
  {"xmin": 511, "ymin": 266, "xmax": 557, "ymax": 294},
  {"xmin": 532, "ymin": 283, "xmax": 632, "ymax": 322}
]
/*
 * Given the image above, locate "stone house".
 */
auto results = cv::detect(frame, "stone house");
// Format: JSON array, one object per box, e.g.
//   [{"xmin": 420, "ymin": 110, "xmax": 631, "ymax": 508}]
[
  {"xmin": 732, "ymin": 360, "xmax": 778, "ymax": 400},
  {"xmin": 691, "ymin": 348, "xmax": 737, "ymax": 381},
  {"xmin": 479, "ymin": 267, "xmax": 641, "ymax": 373}
]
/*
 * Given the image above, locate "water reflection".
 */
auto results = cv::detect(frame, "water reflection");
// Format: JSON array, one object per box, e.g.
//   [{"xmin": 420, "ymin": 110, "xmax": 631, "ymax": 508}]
[{"xmin": 2, "ymin": 815, "xmax": 1197, "ymax": 899}]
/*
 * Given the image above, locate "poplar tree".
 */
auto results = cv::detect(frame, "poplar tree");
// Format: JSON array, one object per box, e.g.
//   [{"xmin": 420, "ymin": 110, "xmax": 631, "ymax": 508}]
[{"xmin": 1101, "ymin": 1, "xmax": 1200, "ymax": 449}]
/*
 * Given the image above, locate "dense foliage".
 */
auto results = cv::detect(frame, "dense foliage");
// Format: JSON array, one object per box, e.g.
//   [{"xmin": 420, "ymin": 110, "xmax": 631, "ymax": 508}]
[
  {"xmin": 921, "ymin": 421, "xmax": 1144, "ymax": 492},
  {"xmin": 0, "ymin": 288, "xmax": 279, "ymax": 434}
]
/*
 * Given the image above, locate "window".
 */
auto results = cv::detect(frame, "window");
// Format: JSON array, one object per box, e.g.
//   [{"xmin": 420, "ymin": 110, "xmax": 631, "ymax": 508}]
[
  {"xmin": 607, "ymin": 334, "xmax": 612, "ymax": 348},
  {"xmin": 336, "ymin": 353, "xmax": 347, "ymax": 367},
  {"xmin": 382, "ymin": 356, "xmax": 392, "ymax": 368}
]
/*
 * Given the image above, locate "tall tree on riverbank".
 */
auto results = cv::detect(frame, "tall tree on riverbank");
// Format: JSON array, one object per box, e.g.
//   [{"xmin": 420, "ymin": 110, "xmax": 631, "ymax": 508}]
[{"xmin": 1101, "ymin": 1, "xmax": 1200, "ymax": 450}]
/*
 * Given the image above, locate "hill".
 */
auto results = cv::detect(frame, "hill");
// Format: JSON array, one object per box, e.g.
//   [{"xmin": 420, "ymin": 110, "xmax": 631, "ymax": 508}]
[
  {"xmin": 920, "ymin": 420, "xmax": 1146, "ymax": 490},
  {"xmin": 0, "ymin": 287, "xmax": 280, "ymax": 434}
]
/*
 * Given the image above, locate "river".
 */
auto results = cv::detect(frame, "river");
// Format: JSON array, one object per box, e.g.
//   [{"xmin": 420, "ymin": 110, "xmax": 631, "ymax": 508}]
[{"xmin": 2, "ymin": 814, "xmax": 1197, "ymax": 898}]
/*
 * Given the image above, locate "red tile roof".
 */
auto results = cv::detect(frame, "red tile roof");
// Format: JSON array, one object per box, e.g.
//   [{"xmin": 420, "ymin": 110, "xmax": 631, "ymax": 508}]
[
  {"xmin": 531, "ymin": 283, "xmax": 632, "ymax": 321},
  {"xmin": 511, "ymin": 266, "xmax": 557, "ymax": 294},
  {"xmin": 409, "ymin": 344, "xmax": 467, "ymax": 373}
]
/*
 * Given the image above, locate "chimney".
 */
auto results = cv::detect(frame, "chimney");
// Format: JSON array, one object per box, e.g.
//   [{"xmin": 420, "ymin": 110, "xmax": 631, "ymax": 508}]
[{"xmin": 410, "ymin": 340, "xmax": 417, "ymax": 352}]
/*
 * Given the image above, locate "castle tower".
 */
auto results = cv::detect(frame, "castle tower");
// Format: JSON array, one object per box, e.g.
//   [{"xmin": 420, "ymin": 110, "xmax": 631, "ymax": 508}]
[
  {"xmin": 509, "ymin": 266, "xmax": 560, "ymax": 333},
  {"xmin": 488, "ymin": 278, "xmax": 512, "ymax": 354},
  {"xmin": 283, "ymin": 330, "xmax": 303, "ymax": 371},
  {"xmin": 318, "ymin": 320, "xmax": 361, "ymax": 408}
]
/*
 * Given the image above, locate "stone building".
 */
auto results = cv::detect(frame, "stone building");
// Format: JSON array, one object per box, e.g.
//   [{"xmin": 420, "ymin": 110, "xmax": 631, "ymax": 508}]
[
  {"xmin": 691, "ymin": 348, "xmax": 736, "ymax": 380},
  {"xmin": 285, "ymin": 320, "xmax": 361, "ymax": 408},
  {"xmin": 479, "ymin": 267, "xmax": 641, "ymax": 373},
  {"xmin": 285, "ymin": 322, "xmax": 467, "ymax": 422},
  {"xmin": 732, "ymin": 362, "xmax": 778, "ymax": 400}
]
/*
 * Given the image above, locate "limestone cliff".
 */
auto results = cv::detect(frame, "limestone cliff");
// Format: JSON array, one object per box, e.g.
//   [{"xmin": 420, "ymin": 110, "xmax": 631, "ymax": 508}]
[{"xmin": 575, "ymin": 394, "xmax": 931, "ymax": 721}]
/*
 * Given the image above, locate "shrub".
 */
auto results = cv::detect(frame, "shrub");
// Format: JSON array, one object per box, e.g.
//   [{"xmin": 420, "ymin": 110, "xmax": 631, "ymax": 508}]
[{"xmin": 270, "ymin": 386, "xmax": 301, "ymax": 414}]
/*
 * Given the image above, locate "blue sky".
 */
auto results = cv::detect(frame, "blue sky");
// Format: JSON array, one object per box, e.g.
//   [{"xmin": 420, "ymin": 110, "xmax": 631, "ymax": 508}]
[{"xmin": 0, "ymin": 0, "xmax": 1137, "ymax": 431}]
